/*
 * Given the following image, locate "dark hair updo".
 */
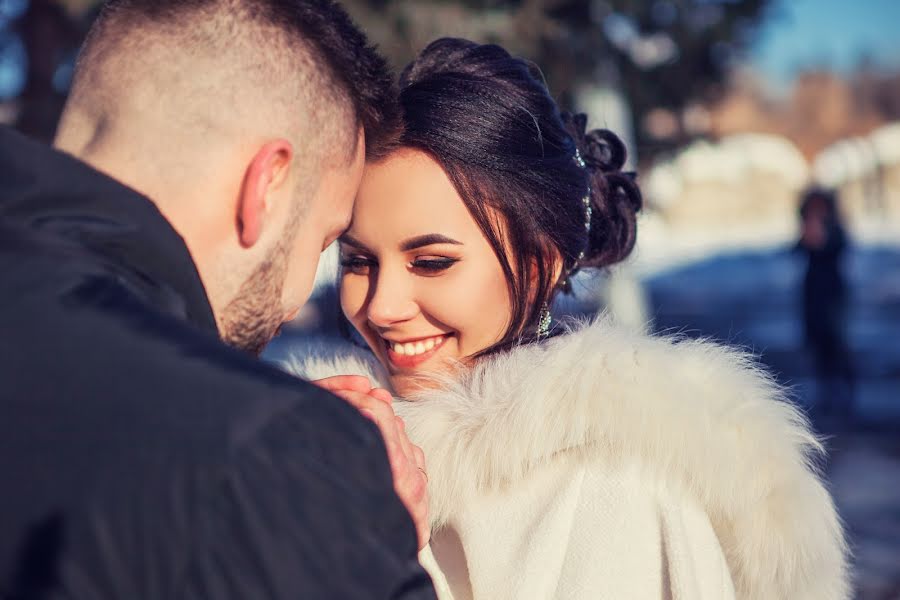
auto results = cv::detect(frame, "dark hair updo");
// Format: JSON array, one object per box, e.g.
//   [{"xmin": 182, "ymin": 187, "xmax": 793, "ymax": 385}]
[{"xmin": 396, "ymin": 38, "xmax": 642, "ymax": 351}]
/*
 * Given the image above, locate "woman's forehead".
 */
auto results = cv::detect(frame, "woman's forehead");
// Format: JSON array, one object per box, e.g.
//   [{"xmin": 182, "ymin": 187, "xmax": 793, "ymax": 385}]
[{"xmin": 352, "ymin": 150, "xmax": 477, "ymax": 240}]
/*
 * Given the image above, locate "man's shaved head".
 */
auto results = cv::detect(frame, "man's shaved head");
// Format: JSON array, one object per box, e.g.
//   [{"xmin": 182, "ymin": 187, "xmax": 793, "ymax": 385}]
[
  {"xmin": 54, "ymin": 0, "xmax": 399, "ymax": 354},
  {"xmin": 60, "ymin": 0, "xmax": 399, "ymax": 168}
]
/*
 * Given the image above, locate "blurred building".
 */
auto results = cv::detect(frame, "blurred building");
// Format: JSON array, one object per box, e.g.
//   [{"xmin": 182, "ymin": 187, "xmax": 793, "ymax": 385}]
[
  {"xmin": 646, "ymin": 133, "xmax": 807, "ymax": 226},
  {"xmin": 709, "ymin": 66, "xmax": 900, "ymax": 160}
]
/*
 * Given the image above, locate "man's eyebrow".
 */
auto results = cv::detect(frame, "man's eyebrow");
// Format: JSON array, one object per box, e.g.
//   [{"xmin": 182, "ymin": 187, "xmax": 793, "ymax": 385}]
[{"xmin": 399, "ymin": 234, "xmax": 463, "ymax": 252}]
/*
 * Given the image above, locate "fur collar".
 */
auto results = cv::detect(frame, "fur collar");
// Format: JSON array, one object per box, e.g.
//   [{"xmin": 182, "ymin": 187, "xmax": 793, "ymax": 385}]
[{"xmin": 286, "ymin": 317, "xmax": 849, "ymax": 599}]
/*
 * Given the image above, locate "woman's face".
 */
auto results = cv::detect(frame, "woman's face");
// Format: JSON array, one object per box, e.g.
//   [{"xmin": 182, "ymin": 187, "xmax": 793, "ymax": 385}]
[{"xmin": 339, "ymin": 149, "xmax": 512, "ymax": 396}]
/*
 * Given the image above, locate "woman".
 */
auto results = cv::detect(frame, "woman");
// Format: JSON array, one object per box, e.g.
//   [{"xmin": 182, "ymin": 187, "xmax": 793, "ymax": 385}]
[{"xmin": 289, "ymin": 38, "xmax": 848, "ymax": 599}]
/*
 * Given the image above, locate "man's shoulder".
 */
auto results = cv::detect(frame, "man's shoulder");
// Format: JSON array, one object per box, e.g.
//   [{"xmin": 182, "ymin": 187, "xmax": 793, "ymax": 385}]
[{"xmin": 0, "ymin": 248, "xmax": 365, "ymax": 456}]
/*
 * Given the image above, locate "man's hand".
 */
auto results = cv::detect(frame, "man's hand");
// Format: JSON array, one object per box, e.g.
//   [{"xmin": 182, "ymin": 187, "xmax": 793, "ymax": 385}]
[{"xmin": 314, "ymin": 376, "xmax": 430, "ymax": 550}]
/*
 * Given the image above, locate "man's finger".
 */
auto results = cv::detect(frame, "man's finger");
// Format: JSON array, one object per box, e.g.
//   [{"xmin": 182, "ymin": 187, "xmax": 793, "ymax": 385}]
[
  {"xmin": 312, "ymin": 375, "xmax": 372, "ymax": 394},
  {"xmin": 335, "ymin": 389, "xmax": 392, "ymax": 415},
  {"xmin": 412, "ymin": 444, "xmax": 426, "ymax": 472},
  {"xmin": 369, "ymin": 387, "xmax": 394, "ymax": 405},
  {"xmin": 334, "ymin": 391, "xmax": 400, "ymax": 444},
  {"xmin": 394, "ymin": 416, "xmax": 417, "ymax": 465}
]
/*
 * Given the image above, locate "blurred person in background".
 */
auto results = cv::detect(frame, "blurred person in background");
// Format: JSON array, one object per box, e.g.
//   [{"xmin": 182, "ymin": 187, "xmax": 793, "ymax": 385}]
[
  {"xmin": 0, "ymin": 0, "xmax": 435, "ymax": 598},
  {"xmin": 797, "ymin": 186, "xmax": 856, "ymax": 421},
  {"xmin": 291, "ymin": 38, "xmax": 849, "ymax": 600}
]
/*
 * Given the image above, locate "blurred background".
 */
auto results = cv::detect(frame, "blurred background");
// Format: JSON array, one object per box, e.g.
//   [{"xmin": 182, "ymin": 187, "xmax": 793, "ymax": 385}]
[{"xmin": 3, "ymin": 0, "xmax": 898, "ymax": 596}]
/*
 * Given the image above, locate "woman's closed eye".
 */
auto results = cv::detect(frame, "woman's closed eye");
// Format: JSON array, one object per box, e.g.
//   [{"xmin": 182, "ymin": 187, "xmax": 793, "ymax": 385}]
[
  {"xmin": 410, "ymin": 256, "xmax": 459, "ymax": 275},
  {"xmin": 339, "ymin": 253, "xmax": 459, "ymax": 276}
]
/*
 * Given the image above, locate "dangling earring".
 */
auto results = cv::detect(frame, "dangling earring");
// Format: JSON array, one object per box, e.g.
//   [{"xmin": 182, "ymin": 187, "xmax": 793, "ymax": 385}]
[{"xmin": 537, "ymin": 302, "xmax": 552, "ymax": 338}]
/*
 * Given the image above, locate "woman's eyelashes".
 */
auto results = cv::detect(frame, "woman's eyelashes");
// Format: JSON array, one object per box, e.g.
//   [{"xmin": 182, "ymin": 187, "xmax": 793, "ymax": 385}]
[
  {"xmin": 410, "ymin": 257, "xmax": 460, "ymax": 274},
  {"xmin": 339, "ymin": 254, "xmax": 375, "ymax": 275},
  {"xmin": 339, "ymin": 252, "xmax": 460, "ymax": 276}
]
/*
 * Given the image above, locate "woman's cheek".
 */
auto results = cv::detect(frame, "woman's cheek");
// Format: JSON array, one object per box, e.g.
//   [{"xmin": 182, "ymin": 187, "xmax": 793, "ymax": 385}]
[
  {"xmin": 339, "ymin": 274, "xmax": 368, "ymax": 327},
  {"xmin": 420, "ymin": 262, "xmax": 511, "ymax": 353},
  {"xmin": 477, "ymin": 271, "xmax": 514, "ymax": 347}
]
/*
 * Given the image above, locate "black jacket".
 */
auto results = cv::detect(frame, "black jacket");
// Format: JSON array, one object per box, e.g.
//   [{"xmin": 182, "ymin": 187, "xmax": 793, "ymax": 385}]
[{"xmin": 0, "ymin": 127, "xmax": 435, "ymax": 600}]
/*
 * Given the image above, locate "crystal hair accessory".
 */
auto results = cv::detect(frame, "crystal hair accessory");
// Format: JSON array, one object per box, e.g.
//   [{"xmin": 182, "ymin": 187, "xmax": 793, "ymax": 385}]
[
  {"xmin": 574, "ymin": 147, "xmax": 586, "ymax": 169},
  {"xmin": 574, "ymin": 149, "xmax": 593, "ymax": 261},
  {"xmin": 542, "ymin": 148, "xmax": 593, "ymax": 333},
  {"xmin": 537, "ymin": 302, "xmax": 552, "ymax": 338}
]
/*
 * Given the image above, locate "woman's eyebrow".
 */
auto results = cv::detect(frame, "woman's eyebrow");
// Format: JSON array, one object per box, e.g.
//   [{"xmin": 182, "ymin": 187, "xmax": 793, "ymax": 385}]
[
  {"xmin": 338, "ymin": 233, "xmax": 371, "ymax": 251},
  {"xmin": 400, "ymin": 234, "xmax": 463, "ymax": 252}
]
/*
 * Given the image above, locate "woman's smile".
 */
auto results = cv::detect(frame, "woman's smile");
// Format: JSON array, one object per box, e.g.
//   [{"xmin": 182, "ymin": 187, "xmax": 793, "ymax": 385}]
[{"xmin": 382, "ymin": 333, "xmax": 453, "ymax": 369}]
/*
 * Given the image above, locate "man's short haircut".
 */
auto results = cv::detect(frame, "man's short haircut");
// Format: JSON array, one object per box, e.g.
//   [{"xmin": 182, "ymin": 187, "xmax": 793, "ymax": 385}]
[{"xmin": 74, "ymin": 0, "xmax": 400, "ymax": 161}]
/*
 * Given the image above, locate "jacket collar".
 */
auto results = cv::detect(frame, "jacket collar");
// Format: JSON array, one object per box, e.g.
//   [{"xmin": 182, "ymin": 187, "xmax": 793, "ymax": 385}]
[{"xmin": 0, "ymin": 126, "xmax": 217, "ymax": 333}]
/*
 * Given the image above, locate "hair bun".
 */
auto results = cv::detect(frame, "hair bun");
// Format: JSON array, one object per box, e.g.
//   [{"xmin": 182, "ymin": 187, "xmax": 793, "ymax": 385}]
[
  {"xmin": 562, "ymin": 112, "xmax": 626, "ymax": 174},
  {"xmin": 583, "ymin": 128, "xmax": 627, "ymax": 174},
  {"xmin": 562, "ymin": 112, "xmax": 642, "ymax": 269}
]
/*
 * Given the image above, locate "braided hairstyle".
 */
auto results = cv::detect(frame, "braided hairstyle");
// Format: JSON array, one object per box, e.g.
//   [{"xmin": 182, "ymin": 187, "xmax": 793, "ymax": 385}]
[{"xmin": 395, "ymin": 38, "xmax": 642, "ymax": 351}]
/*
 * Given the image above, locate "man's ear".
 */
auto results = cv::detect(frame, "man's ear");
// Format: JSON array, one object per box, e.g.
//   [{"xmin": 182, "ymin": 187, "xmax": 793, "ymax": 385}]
[{"xmin": 237, "ymin": 140, "xmax": 294, "ymax": 248}]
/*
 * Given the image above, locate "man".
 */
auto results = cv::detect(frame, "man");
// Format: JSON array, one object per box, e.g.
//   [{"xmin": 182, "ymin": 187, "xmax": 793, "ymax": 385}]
[{"xmin": 0, "ymin": 1, "xmax": 434, "ymax": 598}]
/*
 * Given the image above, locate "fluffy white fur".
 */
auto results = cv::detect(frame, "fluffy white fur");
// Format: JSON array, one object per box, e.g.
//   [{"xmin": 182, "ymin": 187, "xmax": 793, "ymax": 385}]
[{"xmin": 287, "ymin": 316, "xmax": 849, "ymax": 599}]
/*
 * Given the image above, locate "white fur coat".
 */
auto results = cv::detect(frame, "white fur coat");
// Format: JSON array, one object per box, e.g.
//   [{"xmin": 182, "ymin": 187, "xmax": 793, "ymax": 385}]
[{"xmin": 287, "ymin": 317, "xmax": 849, "ymax": 600}]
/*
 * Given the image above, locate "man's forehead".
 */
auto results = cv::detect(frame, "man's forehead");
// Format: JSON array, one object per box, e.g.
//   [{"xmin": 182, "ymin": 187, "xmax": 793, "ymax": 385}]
[
  {"xmin": 331, "ymin": 122, "xmax": 365, "ymax": 168},
  {"xmin": 351, "ymin": 127, "xmax": 366, "ymax": 171},
  {"xmin": 324, "ymin": 126, "xmax": 365, "ymax": 183},
  {"xmin": 346, "ymin": 129, "xmax": 367, "ymax": 199}
]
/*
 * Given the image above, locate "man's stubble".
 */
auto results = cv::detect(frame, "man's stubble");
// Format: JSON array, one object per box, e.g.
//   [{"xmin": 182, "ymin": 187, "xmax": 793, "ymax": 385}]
[{"xmin": 219, "ymin": 201, "xmax": 304, "ymax": 357}]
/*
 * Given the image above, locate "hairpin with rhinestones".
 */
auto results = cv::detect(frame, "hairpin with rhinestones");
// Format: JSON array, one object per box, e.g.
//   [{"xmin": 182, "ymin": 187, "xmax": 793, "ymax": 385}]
[{"xmin": 574, "ymin": 149, "xmax": 592, "ymax": 261}]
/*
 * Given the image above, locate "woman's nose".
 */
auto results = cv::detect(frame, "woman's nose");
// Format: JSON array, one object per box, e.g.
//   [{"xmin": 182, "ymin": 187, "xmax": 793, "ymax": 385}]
[{"xmin": 366, "ymin": 266, "xmax": 419, "ymax": 328}]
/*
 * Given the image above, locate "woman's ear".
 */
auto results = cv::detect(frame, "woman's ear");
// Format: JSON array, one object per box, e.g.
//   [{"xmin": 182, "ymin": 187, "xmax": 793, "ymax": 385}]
[{"xmin": 237, "ymin": 140, "xmax": 294, "ymax": 248}]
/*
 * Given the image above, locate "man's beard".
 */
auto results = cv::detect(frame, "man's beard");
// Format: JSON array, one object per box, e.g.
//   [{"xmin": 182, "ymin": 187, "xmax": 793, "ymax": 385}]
[{"xmin": 219, "ymin": 239, "xmax": 290, "ymax": 357}]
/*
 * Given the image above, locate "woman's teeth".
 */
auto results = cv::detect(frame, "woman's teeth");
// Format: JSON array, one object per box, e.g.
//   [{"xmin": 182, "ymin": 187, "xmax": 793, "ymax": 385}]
[{"xmin": 390, "ymin": 335, "xmax": 446, "ymax": 356}]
